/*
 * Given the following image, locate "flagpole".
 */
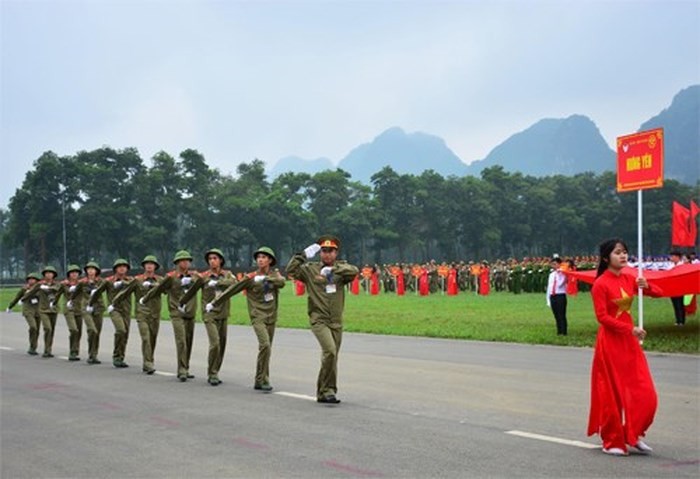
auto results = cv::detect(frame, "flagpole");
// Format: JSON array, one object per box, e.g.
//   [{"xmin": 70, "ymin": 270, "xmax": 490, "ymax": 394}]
[{"xmin": 638, "ymin": 189, "xmax": 644, "ymax": 335}]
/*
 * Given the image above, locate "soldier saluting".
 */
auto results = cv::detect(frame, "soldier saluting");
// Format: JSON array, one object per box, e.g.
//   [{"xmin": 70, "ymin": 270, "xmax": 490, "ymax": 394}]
[
  {"xmin": 141, "ymin": 250, "xmax": 199, "ymax": 382},
  {"xmin": 178, "ymin": 248, "xmax": 236, "ymax": 386},
  {"xmin": 287, "ymin": 235, "xmax": 359, "ymax": 404}
]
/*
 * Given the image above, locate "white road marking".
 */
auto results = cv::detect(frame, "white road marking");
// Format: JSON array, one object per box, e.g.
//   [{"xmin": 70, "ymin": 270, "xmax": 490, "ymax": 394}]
[
  {"xmin": 154, "ymin": 371, "xmax": 177, "ymax": 377},
  {"xmin": 0, "ymin": 346, "xmax": 14, "ymax": 351},
  {"xmin": 59, "ymin": 356, "xmax": 70, "ymax": 360},
  {"xmin": 274, "ymin": 391, "xmax": 316, "ymax": 401},
  {"xmin": 505, "ymin": 430, "xmax": 600, "ymax": 449}
]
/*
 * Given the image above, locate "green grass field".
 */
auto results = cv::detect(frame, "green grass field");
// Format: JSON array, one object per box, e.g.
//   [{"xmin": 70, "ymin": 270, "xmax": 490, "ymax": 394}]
[{"xmin": 3, "ymin": 285, "xmax": 698, "ymax": 354}]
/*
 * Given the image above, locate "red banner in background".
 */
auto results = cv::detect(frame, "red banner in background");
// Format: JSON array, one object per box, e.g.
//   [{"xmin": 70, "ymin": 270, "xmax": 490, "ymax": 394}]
[
  {"xmin": 616, "ymin": 128, "xmax": 664, "ymax": 192},
  {"xmin": 566, "ymin": 264, "xmax": 700, "ymax": 297}
]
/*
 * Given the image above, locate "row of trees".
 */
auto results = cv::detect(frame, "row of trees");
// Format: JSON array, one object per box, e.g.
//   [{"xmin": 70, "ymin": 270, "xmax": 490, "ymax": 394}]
[{"xmin": 1, "ymin": 147, "xmax": 697, "ymax": 278}]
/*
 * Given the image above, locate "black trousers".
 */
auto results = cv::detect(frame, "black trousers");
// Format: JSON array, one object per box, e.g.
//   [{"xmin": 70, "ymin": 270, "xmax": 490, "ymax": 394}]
[
  {"xmin": 671, "ymin": 296, "xmax": 686, "ymax": 325},
  {"xmin": 550, "ymin": 294, "xmax": 568, "ymax": 335}
]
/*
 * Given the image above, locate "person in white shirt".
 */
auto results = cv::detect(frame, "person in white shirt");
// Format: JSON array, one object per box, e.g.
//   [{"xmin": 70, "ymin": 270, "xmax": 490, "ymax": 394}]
[{"xmin": 546, "ymin": 257, "xmax": 568, "ymax": 335}]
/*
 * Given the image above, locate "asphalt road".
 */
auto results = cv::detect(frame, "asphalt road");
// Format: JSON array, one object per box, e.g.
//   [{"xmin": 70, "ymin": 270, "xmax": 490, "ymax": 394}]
[{"xmin": 1, "ymin": 311, "xmax": 698, "ymax": 478}]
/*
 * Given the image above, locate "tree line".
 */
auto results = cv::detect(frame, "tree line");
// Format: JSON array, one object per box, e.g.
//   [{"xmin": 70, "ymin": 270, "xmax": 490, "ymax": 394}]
[{"xmin": 1, "ymin": 147, "xmax": 697, "ymax": 278}]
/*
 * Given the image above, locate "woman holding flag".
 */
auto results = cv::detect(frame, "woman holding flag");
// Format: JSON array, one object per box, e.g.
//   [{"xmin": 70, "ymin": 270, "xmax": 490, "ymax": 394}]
[{"xmin": 587, "ymin": 239, "xmax": 662, "ymax": 456}]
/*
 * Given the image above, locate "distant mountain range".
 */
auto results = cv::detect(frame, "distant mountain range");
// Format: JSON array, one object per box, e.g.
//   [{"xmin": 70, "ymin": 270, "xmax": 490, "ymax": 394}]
[{"xmin": 267, "ymin": 85, "xmax": 699, "ymax": 184}]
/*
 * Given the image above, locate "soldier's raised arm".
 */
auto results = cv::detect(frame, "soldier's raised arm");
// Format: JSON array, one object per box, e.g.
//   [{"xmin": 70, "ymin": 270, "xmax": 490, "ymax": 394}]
[
  {"xmin": 111, "ymin": 279, "xmax": 139, "ymax": 305},
  {"xmin": 141, "ymin": 274, "xmax": 172, "ymax": 303},
  {"xmin": 87, "ymin": 278, "xmax": 109, "ymax": 307},
  {"xmin": 333, "ymin": 261, "xmax": 359, "ymax": 284},
  {"xmin": 209, "ymin": 276, "xmax": 248, "ymax": 309},
  {"xmin": 20, "ymin": 282, "xmax": 42, "ymax": 302},
  {"xmin": 287, "ymin": 243, "xmax": 321, "ymax": 283},
  {"xmin": 178, "ymin": 273, "xmax": 206, "ymax": 306},
  {"xmin": 267, "ymin": 269, "xmax": 286, "ymax": 289}
]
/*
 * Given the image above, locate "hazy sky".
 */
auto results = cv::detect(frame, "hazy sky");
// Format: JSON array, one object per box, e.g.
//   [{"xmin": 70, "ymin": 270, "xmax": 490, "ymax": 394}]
[{"xmin": 1, "ymin": 0, "xmax": 699, "ymax": 206}]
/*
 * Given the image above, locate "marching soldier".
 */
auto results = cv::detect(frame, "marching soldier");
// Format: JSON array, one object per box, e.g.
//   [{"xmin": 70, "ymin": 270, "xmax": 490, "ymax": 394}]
[
  {"xmin": 112, "ymin": 255, "xmax": 162, "ymax": 374},
  {"xmin": 6, "ymin": 272, "xmax": 43, "ymax": 355},
  {"xmin": 21, "ymin": 266, "xmax": 64, "ymax": 358},
  {"xmin": 178, "ymin": 248, "xmax": 236, "ymax": 386},
  {"xmin": 142, "ymin": 250, "xmax": 199, "ymax": 381},
  {"xmin": 62, "ymin": 264, "xmax": 84, "ymax": 361},
  {"xmin": 82, "ymin": 262, "xmax": 106, "ymax": 364},
  {"xmin": 207, "ymin": 247, "xmax": 285, "ymax": 390},
  {"xmin": 90, "ymin": 259, "xmax": 134, "ymax": 368},
  {"xmin": 287, "ymin": 235, "xmax": 359, "ymax": 404}
]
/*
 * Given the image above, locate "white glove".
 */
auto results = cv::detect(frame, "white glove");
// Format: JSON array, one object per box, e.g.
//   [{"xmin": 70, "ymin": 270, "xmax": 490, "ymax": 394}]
[
  {"xmin": 207, "ymin": 279, "xmax": 218, "ymax": 287},
  {"xmin": 139, "ymin": 297, "xmax": 145, "ymax": 305},
  {"xmin": 178, "ymin": 304, "xmax": 186, "ymax": 313},
  {"xmin": 40, "ymin": 284, "xmax": 50, "ymax": 291},
  {"xmin": 49, "ymin": 301, "xmax": 55, "ymax": 309},
  {"xmin": 86, "ymin": 305, "xmax": 94, "ymax": 313},
  {"xmin": 90, "ymin": 289, "xmax": 97, "ymax": 296},
  {"xmin": 320, "ymin": 266, "xmax": 333, "ymax": 276},
  {"xmin": 254, "ymin": 275, "xmax": 265, "ymax": 283},
  {"xmin": 68, "ymin": 285, "xmax": 77, "ymax": 293},
  {"xmin": 18, "ymin": 300, "xmax": 23, "ymax": 306},
  {"xmin": 142, "ymin": 281, "xmax": 152, "ymax": 287},
  {"xmin": 67, "ymin": 300, "xmax": 73, "ymax": 310},
  {"xmin": 304, "ymin": 243, "xmax": 322, "ymax": 259},
  {"xmin": 107, "ymin": 305, "xmax": 114, "ymax": 313},
  {"xmin": 205, "ymin": 303, "xmax": 214, "ymax": 313},
  {"xmin": 113, "ymin": 281, "xmax": 123, "ymax": 289},
  {"xmin": 181, "ymin": 277, "xmax": 192, "ymax": 286}
]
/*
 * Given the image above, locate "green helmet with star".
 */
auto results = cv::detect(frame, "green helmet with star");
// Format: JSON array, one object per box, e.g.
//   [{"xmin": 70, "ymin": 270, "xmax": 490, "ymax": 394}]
[{"xmin": 253, "ymin": 246, "xmax": 277, "ymax": 266}]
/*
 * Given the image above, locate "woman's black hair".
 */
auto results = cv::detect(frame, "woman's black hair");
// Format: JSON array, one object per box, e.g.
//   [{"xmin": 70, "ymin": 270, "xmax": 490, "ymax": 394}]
[{"xmin": 596, "ymin": 238, "xmax": 629, "ymax": 277}]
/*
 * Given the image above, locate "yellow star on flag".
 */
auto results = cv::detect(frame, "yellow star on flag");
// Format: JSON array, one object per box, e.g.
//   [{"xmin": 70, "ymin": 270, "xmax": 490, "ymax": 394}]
[{"xmin": 613, "ymin": 287, "xmax": 633, "ymax": 317}]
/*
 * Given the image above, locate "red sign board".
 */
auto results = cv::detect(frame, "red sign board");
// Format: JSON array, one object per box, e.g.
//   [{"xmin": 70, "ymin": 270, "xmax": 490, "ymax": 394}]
[{"xmin": 616, "ymin": 128, "xmax": 664, "ymax": 192}]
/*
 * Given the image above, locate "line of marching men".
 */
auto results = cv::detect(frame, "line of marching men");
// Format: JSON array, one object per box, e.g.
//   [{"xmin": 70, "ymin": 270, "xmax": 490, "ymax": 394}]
[{"xmin": 5, "ymin": 236, "xmax": 358, "ymax": 404}]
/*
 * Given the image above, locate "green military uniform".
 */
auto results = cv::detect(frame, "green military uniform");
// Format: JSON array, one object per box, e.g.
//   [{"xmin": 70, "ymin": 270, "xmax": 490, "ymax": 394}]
[
  {"xmin": 211, "ymin": 247, "xmax": 285, "ymax": 389},
  {"xmin": 81, "ymin": 262, "xmax": 106, "ymax": 364},
  {"xmin": 61, "ymin": 264, "xmax": 84, "ymax": 360},
  {"xmin": 90, "ymin": 259, "xmax": 134, "ymax": 367},
  {"xmin": 142, "ymin": 250, "xmax": 199, "ymax": 380},
  {"xmin": 7, "ymin": 273, "xmax": 43, "ymax": 354},
  {"xmin": 113, "ymin": 255, "xmax": 162, "ymax": 373},
  {"xmin": 286, "ymin": 236, "xmax": 359, "ymax": 403},
  {"xmin": 178, "ymin": 249, "xmax": 236, "ymax": 385},
  {"xmin": 21, "ymin": 266, "xmax": 64, "ymax": 357}
]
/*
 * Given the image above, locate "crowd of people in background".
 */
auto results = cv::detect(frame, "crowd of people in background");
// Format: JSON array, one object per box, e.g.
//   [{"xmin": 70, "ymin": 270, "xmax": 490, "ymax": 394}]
[{"xmin": 333, "ymin": 252, "xmax": 698, "ymax": 298}]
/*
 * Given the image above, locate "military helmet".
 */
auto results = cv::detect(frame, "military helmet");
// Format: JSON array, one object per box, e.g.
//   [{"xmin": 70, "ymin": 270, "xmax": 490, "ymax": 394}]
[
  {"xmin": 84, "ymin": 261, "xmax": 101, "ymax": 274},
  {"xmin": 141, "ymin": 255, "xmax": 160, "ymax": 269},
  {"xmin": 112, "ymin": 258, "xmax": 131, "ymax": 271},
  {"xmin": 204, "ymin": 248, "xmax": 225, "ymax": 266},
  {"xmin": 253, "ymin": 246, "xmax": 277, "ymax": 266},
  {"xmin": 41, "ymin": 265, "xmax": 58, "ymax": 276},
  {"xmin": 317, "ymin": 235, "xmax": 341, "ymax": 250},
  {"xmin": 66, "ymin": 264, "xmax": 82, "ymax": 274},
  {"xmin": 172, "ymin": 250, "xmax": 193, "ymax": 265},
  {"xmin": 26, "ymin": 272, "xmax": 42, "ymax": 281}
]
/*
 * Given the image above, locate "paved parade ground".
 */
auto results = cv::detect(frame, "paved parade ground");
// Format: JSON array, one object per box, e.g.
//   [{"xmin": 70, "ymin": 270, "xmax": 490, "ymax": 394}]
[{"xmin": 1, "ymin": 311, "xmax": 698, "ymax": 478}]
